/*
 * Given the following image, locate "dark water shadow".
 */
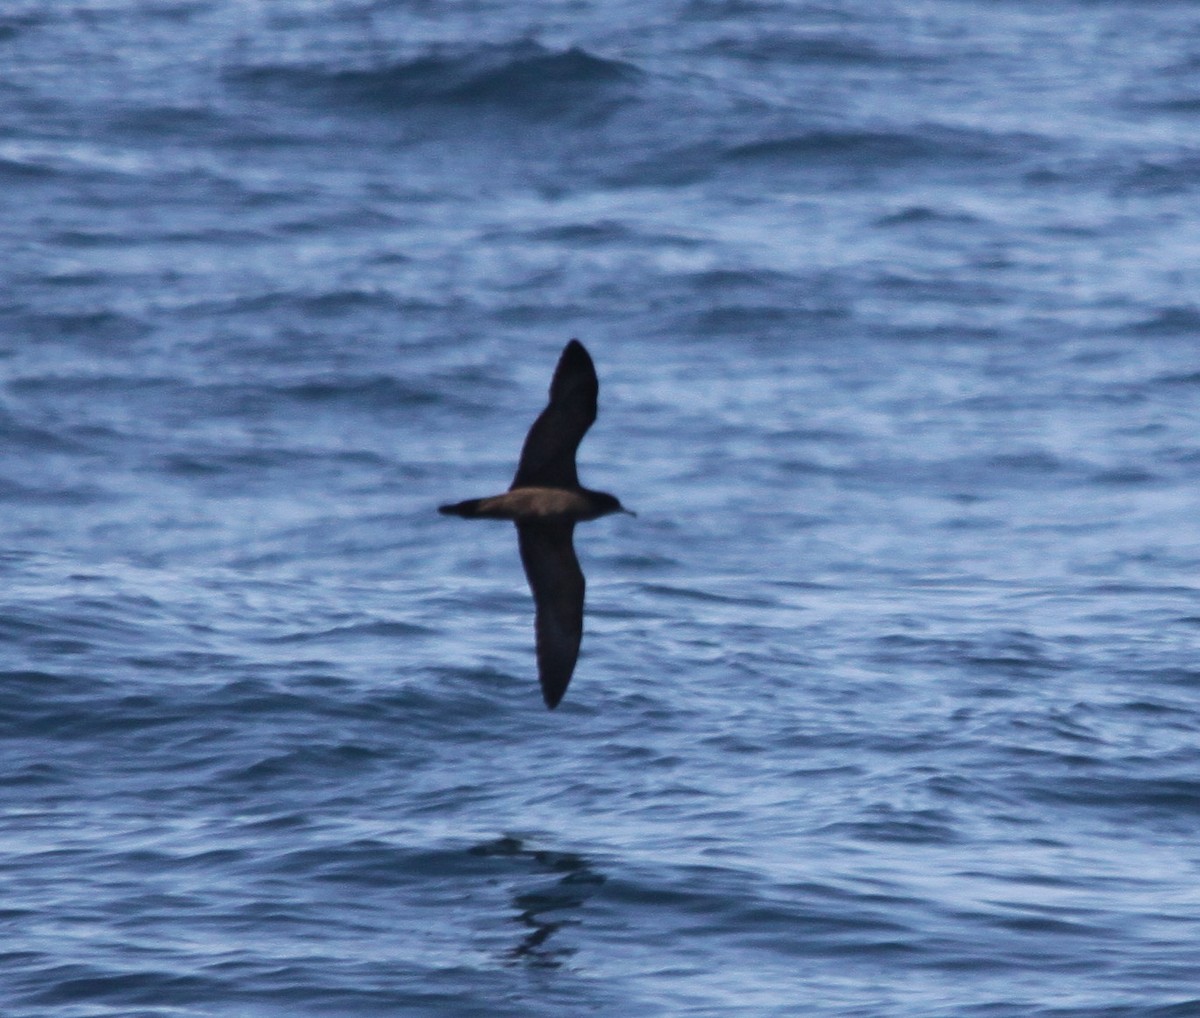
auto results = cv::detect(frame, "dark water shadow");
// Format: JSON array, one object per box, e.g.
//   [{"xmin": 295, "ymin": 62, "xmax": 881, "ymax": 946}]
[{"xmin": 468, "ymin": 835, "xmax": 606, "ymax": 968}]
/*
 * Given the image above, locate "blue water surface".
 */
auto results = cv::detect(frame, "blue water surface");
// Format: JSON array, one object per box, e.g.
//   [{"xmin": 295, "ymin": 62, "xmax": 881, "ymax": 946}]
[{"xmin": 3, "ymin": 2, "xmax": 1200, "ymax": 1016}]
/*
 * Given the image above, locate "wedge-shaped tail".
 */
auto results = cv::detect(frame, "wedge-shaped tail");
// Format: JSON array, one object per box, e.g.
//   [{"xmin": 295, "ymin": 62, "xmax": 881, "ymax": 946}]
[{"xmin": 438, "ymin": 498, "xmax": 484, "ymax": 518}]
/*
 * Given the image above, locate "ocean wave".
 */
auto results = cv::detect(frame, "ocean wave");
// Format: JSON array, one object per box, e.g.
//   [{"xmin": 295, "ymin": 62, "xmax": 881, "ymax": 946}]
[
  {"xmin": 815, "ymin": 807, "xmax": 960, "ymax": 845},
  {"xmin": 263, "ymin": 620, "xmax": 433, "ymax": 644},
  {"xmin": 609, "ymin": 122, "xmax": 1043, "ymax": 189},
  {"xmin": 702, "ymin": 31, "xmax": 934, "ymax": 67},
  {"xmin": 600, "ymin": 862, "xmax": 916, "ymax": 951},
  {"xmin": 0, "ymin": 407, "xmax": 87, "ymax": 453},
  {"xmin": 178, "ymin": 288, "xmax": 429, "ymax": 321},
  {"xmin": 874, "ymin": 204, "xmax": 983, "ymax": 227},
  {"xmin": 724, "ymin": 124, "xmax": 1038, "ymax": 170},
  {"xmin": 9, "ymin": 309, "xmax": 154, "ymax": 346},
  {"xmin": 0, "ymin": 154, "xmax": 58, "ymax": 181},
  {"xmin": 13, "ymin": 964, "xmax": 226, "ymax": 1010},
  {"xmin": 0, "ymin": 478, "xmax": 110, "ymax": 506},
  {"xmin": 231, "ymin": 41, "xmax": 642, "ymax": 122},
  {"xmin": 0, "ymin": 14, "xmax": 42, "ymax": 43},
  {"xmin": 1116, "ymin": 154, "xmax": 1200, "ymax": 196},
  {"xmin": 1123, "ymin": 305, "xmax": 1200, "ymax": 336}
]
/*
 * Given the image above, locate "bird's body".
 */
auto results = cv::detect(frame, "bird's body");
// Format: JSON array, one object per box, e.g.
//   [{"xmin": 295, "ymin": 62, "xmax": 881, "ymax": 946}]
[
  {"xmin": 439, "ymin": 340, "xmax": 631, "ymax": 709},
  {"xmin": 439, "ymin": 486, "xmax": 621, "ymax": 523}
]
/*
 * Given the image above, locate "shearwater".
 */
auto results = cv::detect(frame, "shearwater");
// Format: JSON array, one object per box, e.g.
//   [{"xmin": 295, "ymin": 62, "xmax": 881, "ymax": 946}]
[{"xmin": 439, "ymin": 340, "xmax": 633, "ymax": 709}]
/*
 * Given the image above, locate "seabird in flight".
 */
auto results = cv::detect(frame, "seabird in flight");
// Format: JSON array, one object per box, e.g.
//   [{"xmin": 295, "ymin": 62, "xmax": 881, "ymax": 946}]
[{"xmin": 439, "ymin": 339, "xmax": 633, "ymax": 709}]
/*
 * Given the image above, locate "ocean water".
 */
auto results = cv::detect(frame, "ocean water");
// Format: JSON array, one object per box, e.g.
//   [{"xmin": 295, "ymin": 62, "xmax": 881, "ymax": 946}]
[{"xmin": 3, "ymin": 1, "xmax": 1200, "ymax": 1015}]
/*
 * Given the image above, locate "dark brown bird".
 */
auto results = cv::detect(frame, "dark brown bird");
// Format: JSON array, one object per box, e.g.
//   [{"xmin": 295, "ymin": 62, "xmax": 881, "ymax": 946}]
[{"xmin": 439, "ymin": 340, "xmax": 633, "ymax": 709}]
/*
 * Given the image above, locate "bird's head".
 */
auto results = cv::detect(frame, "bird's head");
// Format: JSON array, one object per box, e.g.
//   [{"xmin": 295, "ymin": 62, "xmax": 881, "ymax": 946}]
[{"xmin": 590, "ymin": 490, "xmax": 636, "ymax": 519}]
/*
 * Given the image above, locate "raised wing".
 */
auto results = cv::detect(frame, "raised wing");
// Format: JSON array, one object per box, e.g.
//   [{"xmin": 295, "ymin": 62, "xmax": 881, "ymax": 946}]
[
  {"xmin": 511, "ymin": 339, "xmax": 598, "ymax": 490},
  {"xmin": 516, "ymin": 521, "xmax": 584, "ymax": 709}
]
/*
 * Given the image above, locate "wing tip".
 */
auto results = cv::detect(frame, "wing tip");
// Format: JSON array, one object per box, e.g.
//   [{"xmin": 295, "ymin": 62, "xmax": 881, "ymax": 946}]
[
  {"xmin": 537, "ymin": 645, "xmax": 575, "ymax": 710},
  {"xmin": 557, "ymin": 338, "xmax": 595, "ymax": 379},
  {"xmin": 540, "ymin": 679, "xmax": 569, "ymax": 709}
]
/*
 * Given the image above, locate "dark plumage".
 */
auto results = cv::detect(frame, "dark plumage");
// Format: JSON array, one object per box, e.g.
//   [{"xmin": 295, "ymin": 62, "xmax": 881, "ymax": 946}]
[{"xmin": 439, "ymin": 340, "xmax": 633, "ymax": 708}]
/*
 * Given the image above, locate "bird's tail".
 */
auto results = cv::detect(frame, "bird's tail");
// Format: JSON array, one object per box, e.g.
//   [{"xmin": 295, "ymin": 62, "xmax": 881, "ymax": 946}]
[{"xmin": 438, "ymin": 498, "xmax": 484, "ymax": 518}]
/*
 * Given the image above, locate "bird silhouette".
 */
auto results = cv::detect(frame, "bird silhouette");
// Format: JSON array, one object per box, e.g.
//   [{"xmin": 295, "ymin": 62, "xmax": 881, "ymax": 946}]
[{"xmin": 439, "ymin": 340, "xmax": 633, "ymax": 708}]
